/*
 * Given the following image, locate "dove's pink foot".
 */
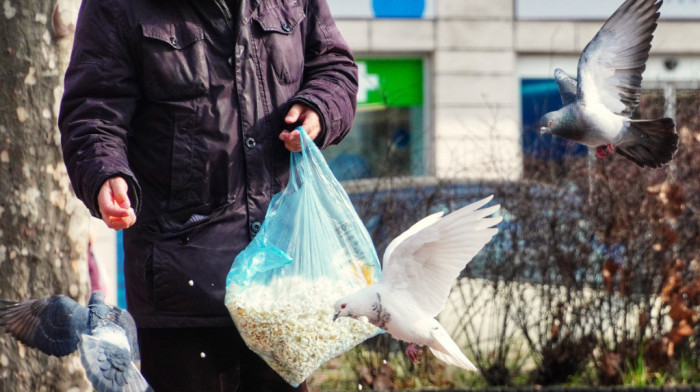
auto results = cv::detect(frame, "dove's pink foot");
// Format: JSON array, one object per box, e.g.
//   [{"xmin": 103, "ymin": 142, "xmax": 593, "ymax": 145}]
[
  {"xmin": 594, "ymin": 144, "xmax": 615, "ymax": 159},
  {"xmin": 406, "ymin": 343, "xmax": 423, "ymax": 363}
]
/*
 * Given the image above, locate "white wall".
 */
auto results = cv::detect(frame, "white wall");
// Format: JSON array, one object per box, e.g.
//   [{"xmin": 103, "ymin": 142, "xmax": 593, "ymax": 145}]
[{"xmin": 337, "ymin": 0, "xmax": 523, "ymax": 182}]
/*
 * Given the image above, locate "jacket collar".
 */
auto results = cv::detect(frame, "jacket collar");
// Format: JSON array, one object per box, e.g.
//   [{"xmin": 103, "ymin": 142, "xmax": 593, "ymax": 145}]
[{"xmin": 238, "ymin": 0, "xmax": 261, "ymax": 25}]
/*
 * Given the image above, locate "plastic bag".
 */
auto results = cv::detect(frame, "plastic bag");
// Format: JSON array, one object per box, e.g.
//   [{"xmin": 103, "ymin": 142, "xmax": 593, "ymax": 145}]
[{"xmin": 225, "ymin": 127, "xmax": 382, "ymax": 386}]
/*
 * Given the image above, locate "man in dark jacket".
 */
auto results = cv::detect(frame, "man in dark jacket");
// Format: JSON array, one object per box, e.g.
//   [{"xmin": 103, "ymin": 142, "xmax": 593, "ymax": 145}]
[{"xmin": 59, "ymin": 0, "xmax": 358, "ymax": 390}]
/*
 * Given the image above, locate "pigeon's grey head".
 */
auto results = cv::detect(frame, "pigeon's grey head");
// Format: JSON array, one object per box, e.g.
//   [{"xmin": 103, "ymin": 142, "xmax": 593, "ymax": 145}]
[
  {"xmin": 538, "ymin": 108, "xmax": 581, "ymax": 140},
  {"xmin": 88, "ymin": 290, "xmax": 105, "ymax": 305},
  {"xmin": 333, "ymin": 288, "xmax": 377, "ymax": 323},
  {"xmin": 538, "ymin": 111, "xmax": 561, "ymax": 135}
]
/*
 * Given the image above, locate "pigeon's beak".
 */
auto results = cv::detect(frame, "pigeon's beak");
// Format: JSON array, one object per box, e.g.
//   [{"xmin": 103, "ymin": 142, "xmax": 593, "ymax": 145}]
[
  {"xmin": 538, "ymin": 117, "xmax": 551, "ymax": 135},
  {"xmin": 333, "ymin": 312, "xmax": 340, "ymax": 322}
]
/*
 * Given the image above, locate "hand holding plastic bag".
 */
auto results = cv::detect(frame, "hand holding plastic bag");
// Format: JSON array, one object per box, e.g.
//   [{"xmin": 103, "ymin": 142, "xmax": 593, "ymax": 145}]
[{"xmin": 225, "ymin": 127, "xmax": 382, "ymax": 386}]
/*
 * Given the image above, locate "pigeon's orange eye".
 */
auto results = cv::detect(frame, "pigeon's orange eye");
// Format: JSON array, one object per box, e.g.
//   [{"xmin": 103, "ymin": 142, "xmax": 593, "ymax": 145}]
[
  {"xmin": 340, "ymin": 303, "xmax": 346, "ymax": 309},
  {"xmin": 548, "ymin": 120, "xmax": 553, "ymax": 125}
]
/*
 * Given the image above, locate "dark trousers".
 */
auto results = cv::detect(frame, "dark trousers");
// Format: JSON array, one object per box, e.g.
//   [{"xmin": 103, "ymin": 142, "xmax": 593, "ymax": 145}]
[{"xmin": 138, "ymin": 327, "xmax": 309, "ymax": 392}]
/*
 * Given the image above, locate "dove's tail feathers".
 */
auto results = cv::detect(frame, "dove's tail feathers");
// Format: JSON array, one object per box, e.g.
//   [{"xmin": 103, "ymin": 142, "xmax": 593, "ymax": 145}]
[
  {"xmin": 617, "ymin": 118, "xmax": 678, "ymax": 168},
  {"xmin": 430, "ymin": 347, "xmax": 478, "ymax": 371},
  {"xmin": 80, "ymin": 334, "xmax": 151, "ymax": 392},
  {"xmin": 428, "ymin": 326, "xmax": 478, "ymax": 371}
]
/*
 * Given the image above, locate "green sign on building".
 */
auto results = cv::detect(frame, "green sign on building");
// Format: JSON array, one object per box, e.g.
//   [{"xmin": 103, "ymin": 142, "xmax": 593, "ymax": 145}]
[{"xmin": 357, "ymin": 58, "xmax": 424, "ymax": 108}]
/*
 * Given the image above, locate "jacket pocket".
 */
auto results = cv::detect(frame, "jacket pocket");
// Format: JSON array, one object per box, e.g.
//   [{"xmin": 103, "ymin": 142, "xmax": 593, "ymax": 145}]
[
  {"xmin": 140, "ymin": 22, "xmax": 209, "ymax": 101},
  {"xmin": 253, "ymin": 2, "xmax": 306, "ymax": 85},
  {"xmin": 148, "ymin": 212, "xmax": 239, "ymax": 317},
  {"xmin": 169, "ymin": 113, "xmax": 203, "ymax": 212}
]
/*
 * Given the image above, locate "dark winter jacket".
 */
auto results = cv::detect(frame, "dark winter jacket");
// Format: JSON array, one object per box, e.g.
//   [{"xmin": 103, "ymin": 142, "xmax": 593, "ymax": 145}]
[{"xmin": 59, "ymin": 0, "xmax": 358, "ymax": 327}]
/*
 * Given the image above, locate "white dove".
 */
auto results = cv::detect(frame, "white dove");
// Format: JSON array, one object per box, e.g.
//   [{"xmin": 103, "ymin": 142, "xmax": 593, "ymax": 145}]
[{"xmin": 333, "ymin": 196, "xmax": 501, "ymax": 370}]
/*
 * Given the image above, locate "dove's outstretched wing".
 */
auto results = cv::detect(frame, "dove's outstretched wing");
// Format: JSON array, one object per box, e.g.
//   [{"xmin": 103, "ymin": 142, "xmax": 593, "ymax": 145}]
[
  {"xmin": 79, "ymin": 325, "xmax": 151, "ymax": 392},
  {"xmin": 577, "ymin": 0, "xmax": 661, "ymax": 116},
  {"xmin": 0, "ymin": 295, "xmax": 89, "ymax": 357},
  {"xmin": 380, "ymin": 196, "xmax": 501, "ymax": 317},
  {"xmin": 554, "ymin": 68, "xmax": 578, "ymax": 106}
]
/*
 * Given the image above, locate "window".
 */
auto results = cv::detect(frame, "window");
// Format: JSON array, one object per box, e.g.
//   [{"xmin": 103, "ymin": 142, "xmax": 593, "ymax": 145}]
[{"xmin": 324, "ymin": 58, "xmax": 426, "ymax": 180}]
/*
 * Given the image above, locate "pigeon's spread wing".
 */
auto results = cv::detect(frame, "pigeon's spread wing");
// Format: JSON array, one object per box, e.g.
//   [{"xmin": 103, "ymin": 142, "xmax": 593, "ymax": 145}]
[
  {"xmin": 112, "ymin": 305, "xmax": 140, "ymax": 361},
  {"xmin": 577, "ymin": 0, "xmax": 661, "ymax": 116},
  {"xmin": 79, "ymin": 326, "xmax": 151, "ymax": 392},
  {"xmin": 554, "ymin": 68, "xmax": 578, "ymax": 106},
  {"xmin": 381, "ymin": 196, "xmax": 501, "ymax": 317},
  {"xmin": 0, "ymin": 295, "xmax": 88, "ymax": 357}
]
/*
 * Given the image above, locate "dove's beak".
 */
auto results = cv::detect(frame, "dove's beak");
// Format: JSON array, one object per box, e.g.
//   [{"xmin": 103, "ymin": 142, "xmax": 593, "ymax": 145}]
[{"xmin": 333, "ymin": 312, "xmax": 340, "ymax": 322}]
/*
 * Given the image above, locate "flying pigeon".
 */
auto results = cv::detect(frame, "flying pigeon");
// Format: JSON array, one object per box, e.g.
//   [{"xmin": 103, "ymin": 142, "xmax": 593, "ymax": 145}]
[
  {"xmin": 333, "ymin": 196, "xmax": 501, "ymax": 370},
  {"xmin": 539, "ymin": 0, "xmax": 678, "ymax": 168},
  {"xmin": 0, "ymin": 290, "xmax": 151, "ymax": 392}
]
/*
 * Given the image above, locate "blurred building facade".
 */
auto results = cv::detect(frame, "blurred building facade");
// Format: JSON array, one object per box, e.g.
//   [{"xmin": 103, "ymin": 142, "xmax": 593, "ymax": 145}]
[{"xmin": 327, "ymin": 0, "xmax": 700, "ymax": 182}]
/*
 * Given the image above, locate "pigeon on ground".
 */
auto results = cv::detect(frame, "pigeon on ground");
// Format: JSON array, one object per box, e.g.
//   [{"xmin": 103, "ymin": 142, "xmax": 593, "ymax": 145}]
[
  {"xmin": 539, "ymin": 0, "xmax": 678, "ymax": 168},
  {"xmin": 0, "ymin": 290, "xmax": 151, "ymax": 392},
  {"xmin": 333, "ymin": 196, "xmax": 501, "ymax": 370}
]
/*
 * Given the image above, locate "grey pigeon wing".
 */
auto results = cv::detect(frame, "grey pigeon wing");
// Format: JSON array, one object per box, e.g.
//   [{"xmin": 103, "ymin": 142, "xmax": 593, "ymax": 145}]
[
  {"xmin": 0, "ymin": 295, "xmax": 89, "ymax": 357},
  {"xmin": 554, "ymin": 68, "xmax": 578, "ymax": 106},
  {"xmin": 111, "ymin": 305, "xmax": 140, "ymax": 361},
  {"xmin": 576, "ymin": 0, "xmax": 661, "ymax": 116},
  {"xmin": 79, "ymin": 330, "xmax": 151, "ymax": 392}
]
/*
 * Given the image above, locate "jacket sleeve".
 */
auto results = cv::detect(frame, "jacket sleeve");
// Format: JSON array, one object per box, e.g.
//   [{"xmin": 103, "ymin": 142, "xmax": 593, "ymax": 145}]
[
  {"xmin": 290, "ymin": 0, "xmax": 358, "ymax": 149},
  {"xmin": 58, "ymin": 0, "xmax": 141, "ymax": 219}
]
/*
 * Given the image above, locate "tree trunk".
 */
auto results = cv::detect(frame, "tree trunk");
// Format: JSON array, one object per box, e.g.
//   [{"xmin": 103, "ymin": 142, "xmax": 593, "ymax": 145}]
[{"xmin": 0, "ymin": 0, "xmax": 91, "ymax": 390}]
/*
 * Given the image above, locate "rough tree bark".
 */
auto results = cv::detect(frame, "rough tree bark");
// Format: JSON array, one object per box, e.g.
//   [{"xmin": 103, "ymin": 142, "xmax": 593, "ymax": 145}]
[{"xmin": 0, "ymin": 0, "xmax": 91, "ymax": 391}]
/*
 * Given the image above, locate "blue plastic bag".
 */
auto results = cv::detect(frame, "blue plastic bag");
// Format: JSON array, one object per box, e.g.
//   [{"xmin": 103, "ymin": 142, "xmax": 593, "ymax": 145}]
[{"xmin": 225, "ymin": 128, "xmax": 382, "ymax": 386}]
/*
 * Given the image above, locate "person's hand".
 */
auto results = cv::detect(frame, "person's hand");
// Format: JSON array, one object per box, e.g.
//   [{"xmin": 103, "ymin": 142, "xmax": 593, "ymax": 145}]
[
  {"xmin": 97, "ymin": 177, "xmax": 136, "ymax": 231},
  {"xmin": 278, "ymin": 103, "xmax": 321, "ymax": 152}
]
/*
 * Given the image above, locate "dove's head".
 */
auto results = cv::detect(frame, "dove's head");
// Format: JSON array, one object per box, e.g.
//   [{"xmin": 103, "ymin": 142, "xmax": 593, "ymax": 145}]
[
  {"xmin": 333, "ymin": 300, "xmax": 352, "ymax": 322},
  {"xmin": 333, "ymin": 287, "xmax": 377, "ymax": 324}
]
